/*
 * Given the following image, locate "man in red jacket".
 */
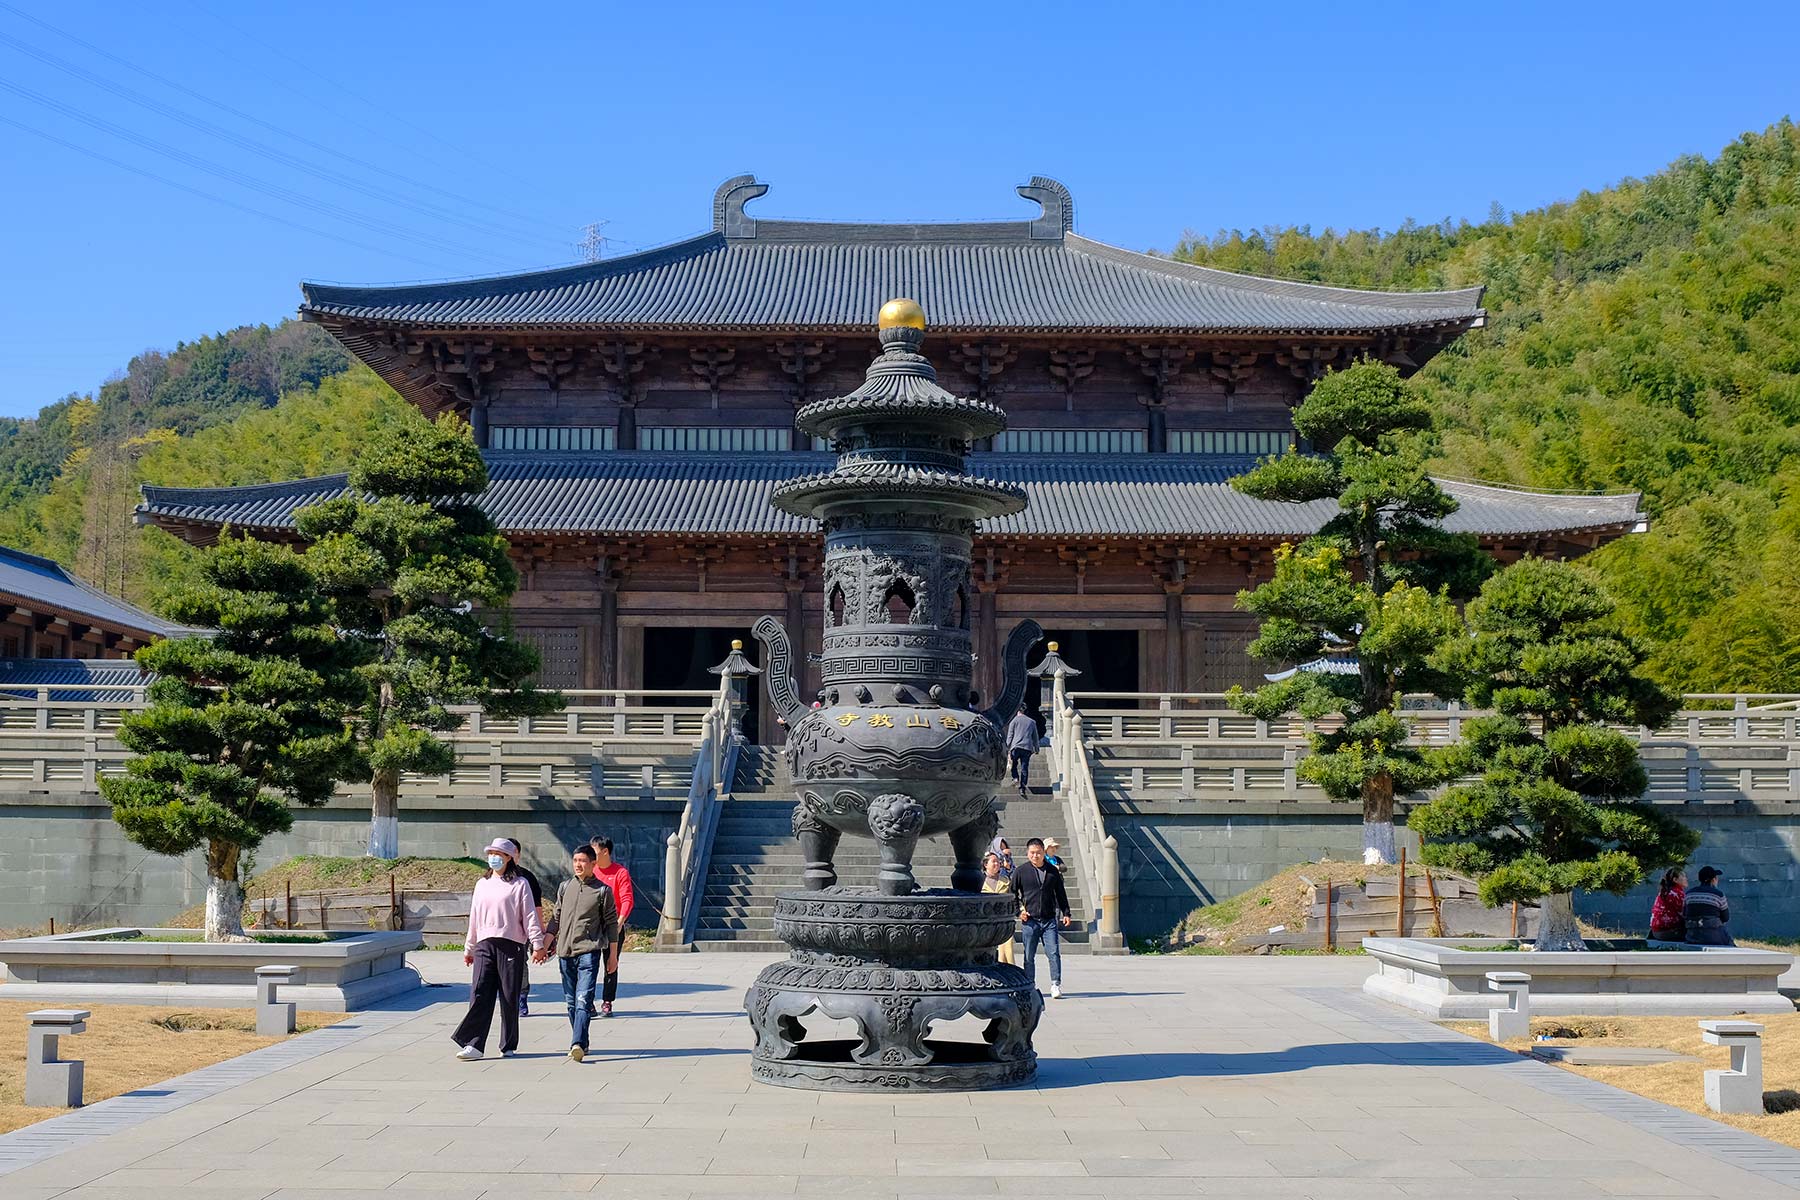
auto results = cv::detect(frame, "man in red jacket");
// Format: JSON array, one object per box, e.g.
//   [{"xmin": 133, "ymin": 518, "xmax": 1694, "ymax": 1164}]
[{"xmin": 589, "ymin": 837, "xmax": 634, "ymax": 1017}]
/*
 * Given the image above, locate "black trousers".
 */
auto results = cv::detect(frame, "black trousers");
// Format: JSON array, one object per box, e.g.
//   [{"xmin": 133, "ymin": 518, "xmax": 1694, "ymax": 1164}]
[
  {"xmin": 452, "ymin": 937, "xmax": 525, "ymax": 1053},
  {"xmin": 602, "ymin": 932, "xmax": 625, "ymax": 1004}
]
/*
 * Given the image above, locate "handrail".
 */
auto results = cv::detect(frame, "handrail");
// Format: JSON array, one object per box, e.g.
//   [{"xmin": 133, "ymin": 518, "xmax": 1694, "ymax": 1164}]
[
  {"xmin": 1047, "ymin": 668, "xmax": 1121, "ymax": 949},
  {"xmin": 657, "ymin": 674, "xmax": 740, "ymax": 950}
]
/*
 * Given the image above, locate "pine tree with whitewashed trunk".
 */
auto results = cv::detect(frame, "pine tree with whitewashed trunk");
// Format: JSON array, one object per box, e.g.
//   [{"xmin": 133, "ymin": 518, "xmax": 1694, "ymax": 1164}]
[
  {"xmin": 1410, "ymin": 558, "xmax": 1698, "ymax": 951},
  {"xmin": 1228, "ymin": 361, "xmax": 1491, "ymax": 863},
  {"xmin": 297, "ymin": 414, "xmax": 561, "ymax": 859},
  {"xmin": 101, "ymin": 538, "xmax": 363, "ymax": 941}
]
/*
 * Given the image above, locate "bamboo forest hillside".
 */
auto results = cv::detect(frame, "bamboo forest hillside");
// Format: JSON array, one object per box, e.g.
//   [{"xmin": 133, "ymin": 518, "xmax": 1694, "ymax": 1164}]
[{"xmin": 2, "ymin": 121, "xmax": 1797, "ymax": 691}]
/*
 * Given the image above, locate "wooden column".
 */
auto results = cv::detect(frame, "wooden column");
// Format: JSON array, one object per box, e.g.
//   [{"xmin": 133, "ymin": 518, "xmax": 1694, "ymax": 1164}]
[
  {"xmin": 595, "ymin": 555, "xmax": 622, "ymax": 691},
  {"xmin": 1163, "ymin": 583, "xmax": 1184, "ymax": 693},
  {"xmin": 975, "ymin": 583, "xmax": 1000, "ymax": 705}
]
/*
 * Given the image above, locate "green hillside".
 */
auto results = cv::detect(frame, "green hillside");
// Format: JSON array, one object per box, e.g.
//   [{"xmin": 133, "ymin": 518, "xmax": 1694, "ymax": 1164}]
[
  {"xmin": 3, "ymin": 120, "xmax": 1796, "ymax": 690},
  {"xmin": 1175, "ymin": 120, "xmax": 1800, "ymax": 692}
]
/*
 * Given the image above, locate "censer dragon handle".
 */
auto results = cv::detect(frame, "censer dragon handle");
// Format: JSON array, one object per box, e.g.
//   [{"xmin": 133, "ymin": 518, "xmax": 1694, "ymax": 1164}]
[
  {"xmin": 752, "ymin": 615, "xmax": 803, "ymax": 723},
  {"xmin": 982, "ymin": 618, "xmax": 1043, "ymax": 728}
]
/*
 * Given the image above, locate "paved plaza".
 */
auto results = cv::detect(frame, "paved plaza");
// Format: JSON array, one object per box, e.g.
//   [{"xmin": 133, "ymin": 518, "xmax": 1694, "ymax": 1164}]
[{"xmin": 3, "ymin": 952, "xmax": 1799, "ymax": 1199}]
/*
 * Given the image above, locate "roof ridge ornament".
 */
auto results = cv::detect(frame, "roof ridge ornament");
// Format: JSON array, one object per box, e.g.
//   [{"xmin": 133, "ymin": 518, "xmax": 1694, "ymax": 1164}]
[
  {"xmin": 1016, "ymin": 176, "xmax": 1073, "ymax": 239},
  {"xmin": 713, "ymin": 175, "xmax": 768, "ymax": 238}
]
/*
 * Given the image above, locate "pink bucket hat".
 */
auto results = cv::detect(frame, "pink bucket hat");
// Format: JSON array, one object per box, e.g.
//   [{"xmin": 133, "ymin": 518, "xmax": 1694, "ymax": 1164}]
[{"xmin": 483, "ymin": 838, "xmax": 519, "ymax": 858}]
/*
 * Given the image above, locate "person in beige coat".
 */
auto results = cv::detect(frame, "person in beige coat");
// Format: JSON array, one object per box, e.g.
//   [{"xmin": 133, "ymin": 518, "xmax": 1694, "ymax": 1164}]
[
  {"xmin": 536, "ymin": 844, "xmax": 621, "ymax": 1060},
  {"xmin": 981, "ymin": 852, "xmax": 1016, "ymax": 965}
]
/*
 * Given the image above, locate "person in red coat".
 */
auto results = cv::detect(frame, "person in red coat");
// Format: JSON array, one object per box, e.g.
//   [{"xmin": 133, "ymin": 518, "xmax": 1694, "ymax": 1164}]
[
  {"xmin": 590, "ymin": 837, "xmax": 635, "ymax": 1017},
  {"xmin": 1649, "ymin": 867, "xmax": 1687, "ymax": 943}
]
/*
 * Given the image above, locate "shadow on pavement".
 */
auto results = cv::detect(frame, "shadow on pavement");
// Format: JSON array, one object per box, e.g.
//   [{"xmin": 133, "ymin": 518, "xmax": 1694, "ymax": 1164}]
[{"xmin": 1032, "ymin": 1039, "xmax": 1517, "ymax": 1086}]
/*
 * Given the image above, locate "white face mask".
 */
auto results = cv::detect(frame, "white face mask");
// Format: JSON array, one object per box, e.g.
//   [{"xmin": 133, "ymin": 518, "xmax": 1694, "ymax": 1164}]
[{"xmin": 487, "ymin": 855, "xmax": 506, "ymax": 870}]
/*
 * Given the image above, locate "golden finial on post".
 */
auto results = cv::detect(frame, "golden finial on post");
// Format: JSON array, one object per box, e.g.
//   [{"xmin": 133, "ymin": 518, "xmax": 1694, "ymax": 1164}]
[
  {"xmin": 1047, "ymin": 641, "xmax": 1059, "ymax": 652},
  {"xmin": 877, "ymin": 298, "xmax": 926, "ymax": 331},
  {"xmin": 731, "ymin": 639, "xmax": 743, "ymax": 650}
]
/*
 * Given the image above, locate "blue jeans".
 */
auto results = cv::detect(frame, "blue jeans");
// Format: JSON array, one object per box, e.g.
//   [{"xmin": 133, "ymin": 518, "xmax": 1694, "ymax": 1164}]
[
  {"xmin": 559, "ymin": 950, "xmax": 601, "ymax": 1049},
  {"xmin": 1020, "ymin": 917, "xmax": 1061, "ymax": 988}
]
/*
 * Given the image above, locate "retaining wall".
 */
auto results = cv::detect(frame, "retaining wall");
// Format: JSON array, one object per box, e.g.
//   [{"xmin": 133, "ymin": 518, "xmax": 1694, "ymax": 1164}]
[
  {"xmin": 0, "ymin": 794, "xmax": 681, "ymax": 932},
  {"xmin": 1104, "ymin": 805, "xmax": 1800, "ymax": 940}
]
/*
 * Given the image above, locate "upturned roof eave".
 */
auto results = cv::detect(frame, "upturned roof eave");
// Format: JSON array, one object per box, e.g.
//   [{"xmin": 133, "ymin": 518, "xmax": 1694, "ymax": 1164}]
[{"xmin": 302, "ymin": 310, "xmax": 1483, "ymax": 339}]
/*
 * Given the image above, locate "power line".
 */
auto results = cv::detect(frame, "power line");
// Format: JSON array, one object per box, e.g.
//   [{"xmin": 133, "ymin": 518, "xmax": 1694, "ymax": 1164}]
[
  {"xmin": 0, "ymin": 111, "xmax": 463, "ymax": 272},
  {"xmin": 182, "ymin": 0, "xmax": 549, "ymax": 222},
  {"xmin": 0, "ymin": 21, "xmax": 568, "ymax": 256},
  {"xmin": 0, "ymin": 77, "xmax": 523, "ymax": 266}
]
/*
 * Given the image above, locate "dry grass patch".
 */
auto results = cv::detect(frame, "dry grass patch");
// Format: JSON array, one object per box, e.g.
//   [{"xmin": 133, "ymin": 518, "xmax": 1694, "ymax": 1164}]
[
  {"xmin": 1448, "ymin": 1010, "xmax": 1800, "ymax": 1148},
  {"xmin": 168, "ymin": 854, "xmax": 486, "ymax": 929},
  {"xmin": 0, "ymin": 1001, "xmax": 345, "ymax": 1135},
  {"xmin": 1148, "ymin": 858, "xmax": 1405, "ymax": 953}
]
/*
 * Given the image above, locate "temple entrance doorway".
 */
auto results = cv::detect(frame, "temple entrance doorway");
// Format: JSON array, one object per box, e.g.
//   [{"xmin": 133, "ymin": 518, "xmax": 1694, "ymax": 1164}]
[
  {"xmin": 642, "ymin": 626, "xmax": 760, "ymax": 742},
  {"xmin": 1021, "ymin": 628, "xmax": 1139, "ymax": 728}
]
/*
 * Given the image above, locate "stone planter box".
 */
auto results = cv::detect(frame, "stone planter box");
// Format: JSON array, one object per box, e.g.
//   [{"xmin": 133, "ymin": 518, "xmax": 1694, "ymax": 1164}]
[
  {"xmin": 0, "ymin": 928, "xmax": 423, "ymax": 1011},
  {"xmin": 1362, "ymin": 936, "xmax": 1795, "ymax": 1018}
]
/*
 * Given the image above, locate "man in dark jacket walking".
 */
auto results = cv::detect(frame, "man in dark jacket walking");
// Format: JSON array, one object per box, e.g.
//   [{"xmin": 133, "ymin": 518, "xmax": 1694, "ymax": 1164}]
[
  {"xmin": 1005, "ymin": 707, "xmax": 1039, "ymax": 796},
  {"xmin": 1010, "ymin": 837, "xmax": 1072, "ymax": 998},
  {"xmin": 537, "ymin": 844, "xmax": 620, "ymax": 1060},
  {"xmin": 1683, "ymin": 865, "xmax": 1735, "ymax": 946}
]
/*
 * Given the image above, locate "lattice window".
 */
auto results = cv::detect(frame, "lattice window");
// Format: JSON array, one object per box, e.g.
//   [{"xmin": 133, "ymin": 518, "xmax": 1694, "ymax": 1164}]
[
  {"xmin": 638, "ymin": 427, "xmax": 792, "ymax": 452},
  {"xmin": 992, "ymin": 429, "xmax": 1146, "ymax": 453},
  {"xmin": 1201, "ymin": 628, "xmax": 1262, "ymax": 690},
  {"xmin": 491, "ymin": 426, "xmax": 615, "ymax": 451},
  {"xmin": 1168, "ymin": 430, "xmax": 1292, "ymax": 456},
  {"xmin": 514, "ymin": 626, "xmax": 582, "ymax": 689}
]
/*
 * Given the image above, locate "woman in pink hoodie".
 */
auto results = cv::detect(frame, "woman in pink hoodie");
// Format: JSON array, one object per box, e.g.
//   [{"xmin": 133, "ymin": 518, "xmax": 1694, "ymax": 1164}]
[{"xmin": 452, "ymin": 837, "xmax": 544, "ymax": 1060}]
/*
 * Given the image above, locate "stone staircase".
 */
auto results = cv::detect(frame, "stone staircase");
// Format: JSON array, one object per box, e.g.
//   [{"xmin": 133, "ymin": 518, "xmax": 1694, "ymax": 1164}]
[{"xmin": 696, "ymin": 755, "xmax": 1092, "ymax": 952}]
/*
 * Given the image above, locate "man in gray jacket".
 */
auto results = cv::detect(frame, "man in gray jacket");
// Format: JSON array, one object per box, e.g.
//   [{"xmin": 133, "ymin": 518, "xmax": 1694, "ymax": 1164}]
[
  {"xmin": 536, "ymin": 844, "xmax": 621, "ymax": 1060},
  {"xmin": 1005, "ymin": 707, "xmax": 1039, "ymax": 797}
]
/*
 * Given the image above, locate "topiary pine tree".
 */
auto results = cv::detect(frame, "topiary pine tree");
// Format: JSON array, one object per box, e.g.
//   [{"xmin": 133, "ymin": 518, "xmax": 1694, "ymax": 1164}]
[
  {"xmin": 1409, "ymin": 557, "xmax": 1697, "ymax": 951},
  {"xmin": 100, "ymin": 536, "xmax": 363, "ymax": 941},
  {"xmin": 1228, "ymin": 359, "xmax": 1492, "ymax": 863},
  {"xmin": 297, "ymin": 413, "xmax": 562, "ymax": 859}
]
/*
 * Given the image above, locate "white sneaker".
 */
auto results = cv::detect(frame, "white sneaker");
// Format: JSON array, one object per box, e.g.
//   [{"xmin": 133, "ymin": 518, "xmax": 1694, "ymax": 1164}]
[
  {"xmin": 455, "ymin": 1044, "xmax": 483, "ymax": 1061},
  {"xmin": 1050, "ymin": 984, "xmax": 1063, "ymax": 1000}
]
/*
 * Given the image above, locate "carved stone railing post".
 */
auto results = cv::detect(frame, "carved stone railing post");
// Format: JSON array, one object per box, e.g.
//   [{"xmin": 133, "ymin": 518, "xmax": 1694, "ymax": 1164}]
[{"xmin": 1097, "ymin": 835, "xmax": 1124, "ymax": 952}]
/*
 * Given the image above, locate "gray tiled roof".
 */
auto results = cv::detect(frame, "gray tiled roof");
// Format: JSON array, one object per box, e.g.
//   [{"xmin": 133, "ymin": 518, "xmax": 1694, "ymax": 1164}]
[
  {"xmin": 0, "ymin": 657, "xmax": 148, "ymax": 701},
  {"xmin": 299, "ymin": 178, "xmax": 1483, "ymax": 336},
  {"xmin": 138, "ymin": 453, "xmax": 1644, "ymax": 542},
  {"xmin": 0, "ymin": 546, "xmax": 182, "ymax": 638}
]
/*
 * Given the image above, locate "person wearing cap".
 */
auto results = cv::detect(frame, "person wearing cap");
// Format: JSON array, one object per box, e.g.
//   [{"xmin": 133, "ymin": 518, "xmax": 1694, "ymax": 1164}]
[
  {"xmin": 452, "ymin": 838, "xmax": 545, "ymax": 1061},
  {"xmin": 1042, "ymin": 838, "xmax": 1065, "ymax": 870}
]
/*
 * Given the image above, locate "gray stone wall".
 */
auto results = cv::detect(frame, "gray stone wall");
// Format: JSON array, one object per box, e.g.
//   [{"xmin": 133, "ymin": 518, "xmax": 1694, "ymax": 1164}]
[
  {"xmin": 7, "ymin": 795, "xmax": 1794, "ymax": 943},
  {"xmin": 1105, "ymin": 805, "xmax": 1800, "ymax": 941},
  {"xmin": 0, "ymin": 796, "xmax": 680, "ymax": 932}
]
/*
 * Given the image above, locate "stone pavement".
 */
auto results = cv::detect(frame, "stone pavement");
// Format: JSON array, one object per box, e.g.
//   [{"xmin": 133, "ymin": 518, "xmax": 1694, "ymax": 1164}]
[{"xmin": 3, "ymin": 951, "xmax": 1799, "ymax": 1200}]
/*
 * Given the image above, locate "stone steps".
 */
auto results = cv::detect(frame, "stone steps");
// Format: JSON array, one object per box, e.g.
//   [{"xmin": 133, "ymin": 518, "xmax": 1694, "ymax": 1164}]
[{"xmin": 693, "ymin": 756, "xmax": 1091, "ymax": 951}]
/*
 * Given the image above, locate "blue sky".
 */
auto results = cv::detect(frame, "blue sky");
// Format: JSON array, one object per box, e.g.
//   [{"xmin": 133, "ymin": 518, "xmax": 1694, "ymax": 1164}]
[{"xmin": 1, "ymin": 0, "xmax": 1796, "ymax": 418}]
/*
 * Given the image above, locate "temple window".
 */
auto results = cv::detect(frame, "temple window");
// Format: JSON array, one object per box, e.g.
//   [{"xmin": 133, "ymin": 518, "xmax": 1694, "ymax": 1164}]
[
  {"xmin": 491, "ymin": 426, "xmax": 614, "ymax": 450},
  {"xmin": 1167, "ymin": 430, "xmax": 1293, "ymax": 456},
  {"xmin": 639, "ymin": 427, "xmax": 795, "ymax": 452},
  {"xmin": 992, "ymin": 429, "xmax": 1145, "ymax": 453},
  {"xmin": 883, "ymin": 579, "xmax": 915, "ymax": 624}
]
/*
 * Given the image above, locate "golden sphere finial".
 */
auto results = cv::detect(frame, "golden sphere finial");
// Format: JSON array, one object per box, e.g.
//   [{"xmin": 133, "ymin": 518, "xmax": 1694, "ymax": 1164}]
[
  {"xmin": 731, "ymin": 639, "xmax": 743, "ymax": 650},
  {"xmin": 1047, "ymin": 641, "xmax": 1059, "ymax": 652},
  {"xmin": 877, "ymin": 297, "xmax": 926, "ymax": 331}
]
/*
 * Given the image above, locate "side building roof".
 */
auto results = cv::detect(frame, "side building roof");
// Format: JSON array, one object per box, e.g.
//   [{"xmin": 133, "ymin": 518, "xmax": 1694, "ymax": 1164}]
[
  {"xmin": 0, "ymin": 545, "xmax": 185, "ymax": 641},
  {"xmin": 301, "ymin": 176, "xmax": 1484, "ymax": 339},
  {"xmin": 138, "ymin": 453, "xmax": 1646, "ymax": 547}
]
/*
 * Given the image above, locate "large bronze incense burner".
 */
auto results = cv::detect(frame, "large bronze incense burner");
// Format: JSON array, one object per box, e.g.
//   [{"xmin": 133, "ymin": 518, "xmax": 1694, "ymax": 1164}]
[{"xmin": 747, "ymin": 299, "xmax": 1044, "ymax": 1091}]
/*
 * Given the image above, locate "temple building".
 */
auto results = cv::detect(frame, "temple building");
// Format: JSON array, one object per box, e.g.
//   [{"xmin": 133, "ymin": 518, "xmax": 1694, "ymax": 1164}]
[{"xmin": 138, "ymin": 176, "xmax": 1644, "ymax": 735}]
